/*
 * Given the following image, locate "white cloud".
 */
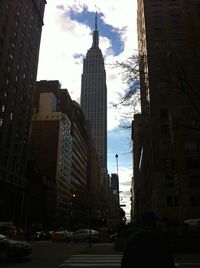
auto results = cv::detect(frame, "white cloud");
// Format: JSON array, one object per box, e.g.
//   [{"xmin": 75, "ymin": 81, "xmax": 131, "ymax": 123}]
[
  {"xmin": 37, "ymin": 0, "xmax": 138, "ymax": 104},
  {"xmin": 37, "ymin": 0, "xmax": 137, "ymax": 218},
  {"xmin": 118, "ymin": 166, "xmax": 132, "ymax": 217}
]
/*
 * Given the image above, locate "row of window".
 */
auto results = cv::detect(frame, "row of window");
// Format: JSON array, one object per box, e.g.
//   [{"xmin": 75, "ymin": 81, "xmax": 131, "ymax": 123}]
[
  {"xmin": 151, "ymin": 2, "xmax": 180, "ymax": 12},
  {"xmin": 163, "ymin": 157, "xmax": 200, "ymax": 171},
  {"xmin": 166, "ymin": 194, "xmax": 200, "ymax": 208}
]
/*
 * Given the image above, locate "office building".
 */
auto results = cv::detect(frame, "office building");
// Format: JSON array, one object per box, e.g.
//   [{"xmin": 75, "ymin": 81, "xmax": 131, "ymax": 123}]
[
  {"xmin": 80, "ymin": 13, "xmax": 107, "ymax": 170},
  {"xmin": 29, "ymin": 90, "xmax": 72, "ymax": 227},
  {"xmin": 133, "ymin": 0, "xmax": 200, "ymax": 223},
  {"xmin": 0, "ymin": 1, "xmax": 46, "ymax": 224},
  {"xmin": 31, "ymin": 80, "xmax": 91, "ymax": 227}
]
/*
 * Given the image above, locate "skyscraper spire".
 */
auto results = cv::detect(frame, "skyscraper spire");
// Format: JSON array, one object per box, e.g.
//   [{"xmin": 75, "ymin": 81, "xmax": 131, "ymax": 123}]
[
  {"xmin": 92, "ymin": 12, "xmax": 99, "ymax": 48},
  {"xmin": 95, "ymin": 11, "xmax": 97, "ymax": 30}
]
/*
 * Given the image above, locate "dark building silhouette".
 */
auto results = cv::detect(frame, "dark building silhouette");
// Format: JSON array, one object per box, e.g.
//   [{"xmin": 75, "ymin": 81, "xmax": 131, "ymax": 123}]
[
  {"xmin": 29, "ymin": 80, "xmax": 90, "ymax": 228},
  {"xmin": 80, "ymin": 13, "xmax": 107, "ymax": 170},
  {"xmin": 0, "ymin": 1, "xmax": 46, "ymax": 224},
  {"xmin": 109, "ymin": 173, "xmax": 120, "ymax": 227},
  {"xmin": 133, "ymin": 0, "xmax": 200, "ymax": 224}
]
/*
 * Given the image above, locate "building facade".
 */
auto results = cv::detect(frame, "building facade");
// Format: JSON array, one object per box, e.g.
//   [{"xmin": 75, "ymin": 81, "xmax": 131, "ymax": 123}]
[
  {"xmin": 30, "ymin": 80, "xmax": 104, "ymax": 229},
  {"xmin": 109, "ymin": 173, "xmax": 120, "ymax": 227},
  {"xmin": 29, "ymin": 91, "xmax": 72, "ymax": 227},
  {"xmin": 0, "ymin": 0, "xmax": 46, "ymax": 224},
  {"xmin": 133, "ymin": 0, "xmax": 200, "ymax": 224},
  {"xmin": 80, "ymin": 14, "xmax": 107, "ymax": 170}
]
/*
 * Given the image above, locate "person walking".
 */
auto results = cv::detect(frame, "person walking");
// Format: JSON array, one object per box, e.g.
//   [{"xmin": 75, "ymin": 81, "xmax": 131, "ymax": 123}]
[{"xmin": 121, "ymin": 211, "xmax": 175, "ymax": 268}]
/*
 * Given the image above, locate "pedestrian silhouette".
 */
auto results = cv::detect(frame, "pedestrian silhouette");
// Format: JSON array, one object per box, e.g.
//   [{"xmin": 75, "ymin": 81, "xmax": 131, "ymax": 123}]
[{"xmin": 121, "ymin": 211, "xmax": 175, "ymax": 268}]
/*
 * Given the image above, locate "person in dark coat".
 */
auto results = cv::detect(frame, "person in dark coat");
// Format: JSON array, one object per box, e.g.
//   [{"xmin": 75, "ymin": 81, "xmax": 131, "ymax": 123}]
[{"xmin": 121, "ymin": 211, "xmax": 175, "ymax": 268}]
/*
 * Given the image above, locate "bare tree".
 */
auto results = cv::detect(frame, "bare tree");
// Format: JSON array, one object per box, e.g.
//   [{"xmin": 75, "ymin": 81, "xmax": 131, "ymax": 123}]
[
  {"xmin": 164, "ymin": 51, "xmax": 200, "ymax": 132},
  {"xmin": 111, "ymin": 51, "xmax": 200, "ymax": 131},
  {"xmin": 110, "ymin": 53, "xmax": 141, "ymax": 125},
  {"xmin": 166, "ymin": 51, "xmax": 200, "ymax": 116}
]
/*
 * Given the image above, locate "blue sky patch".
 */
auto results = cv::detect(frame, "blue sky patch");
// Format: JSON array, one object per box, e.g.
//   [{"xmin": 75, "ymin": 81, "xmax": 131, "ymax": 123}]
[
  {"xmin": 107, "ymin": 127, "xmax": 132, "ymax": 172},
  {"xmin": 67, "ymin": 6, "xmax": 125, "ymax": 56},
  {"xmin": 73, "ymin": 53, "xmax": 84, "ymax": 60}
]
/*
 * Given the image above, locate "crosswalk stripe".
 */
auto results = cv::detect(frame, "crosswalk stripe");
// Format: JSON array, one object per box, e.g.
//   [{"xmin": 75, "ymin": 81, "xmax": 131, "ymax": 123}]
[
  {"xmin": 60, "ymin": 264, "xmax": 121, "ymax": 267},
  {"xmin": 176, "ymin": 263, "xmax": 200, "ymax": 266},
  {"xmin": 59, "ymin": 254, "xmax": 122, "ymax": 267},
  {"xmin": 174, "ymin": 262, "xmax": 200, "ymax": 267}
]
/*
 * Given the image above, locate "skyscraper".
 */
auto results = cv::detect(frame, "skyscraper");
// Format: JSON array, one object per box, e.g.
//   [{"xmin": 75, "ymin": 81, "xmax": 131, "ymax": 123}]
[
  {"xmin": 81, "ymin": 13, "xmax": 107, "ymax": 170},
  {"xmin": 0, "ymin": 1, "xmax": 46, "ymax": 223},
  {"xmin": 133, "ymin": 0, "xmax": 200, "ymax": 223}
]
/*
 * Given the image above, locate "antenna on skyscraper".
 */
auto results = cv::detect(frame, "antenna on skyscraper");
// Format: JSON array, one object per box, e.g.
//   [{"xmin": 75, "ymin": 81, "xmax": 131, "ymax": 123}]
[{"xmin": 95, "ymin": 11, "xmax": 97, "ymax": 31}]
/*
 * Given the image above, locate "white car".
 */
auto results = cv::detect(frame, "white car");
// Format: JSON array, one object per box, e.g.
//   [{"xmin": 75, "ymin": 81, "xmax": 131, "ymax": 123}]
[{"xmin": 70, "ymin": 229, "xmax": 99, "ymax": 242}]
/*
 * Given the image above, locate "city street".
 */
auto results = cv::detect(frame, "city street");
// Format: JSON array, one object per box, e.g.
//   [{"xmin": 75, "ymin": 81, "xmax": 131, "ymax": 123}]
[
  {"xmin": 0, "ymin": 241, "xmax": 90, "ymax": 268},
  {"xmin": 1, "ymin": 241, "xmax": 200, "ymax": 268},
  {"xmin": 0, "ymin": 241, "xmax": 122, "ymax": 268}
]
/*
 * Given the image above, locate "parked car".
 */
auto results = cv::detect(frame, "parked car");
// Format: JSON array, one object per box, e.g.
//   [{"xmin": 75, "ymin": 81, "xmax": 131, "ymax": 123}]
[
  {"xmin": 70, "ymin": 229, "xmax": 99, "ymax": 242},
  {"xmin": 0, "ymin": 234, "xmax": 32, "ymax": 260},
  {"xmin": 109, "ymin": 232, "xmax": 118, "ymax": 242},
  {"xmin": 52, "ymin": 230, "xmax": 71, "ymax": 242},
  {"xmin": 0, "ymin": 225, "xmax": 24, "ymax": 239},
  {"xmin": 30, "ymin": 230, "xmax": 51, "ymax": 241}
]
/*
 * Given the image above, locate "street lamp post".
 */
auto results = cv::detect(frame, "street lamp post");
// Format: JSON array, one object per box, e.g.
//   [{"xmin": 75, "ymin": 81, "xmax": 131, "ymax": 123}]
[{"xmin": 115, "ymin": 154, "xmax": 118, "ymax": 175}]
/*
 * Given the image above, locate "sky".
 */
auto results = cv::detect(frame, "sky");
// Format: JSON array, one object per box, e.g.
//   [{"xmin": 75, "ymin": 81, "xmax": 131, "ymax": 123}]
[{"xmin": 37, "ymin": 0, "xmax": 138, "ymax": 220}]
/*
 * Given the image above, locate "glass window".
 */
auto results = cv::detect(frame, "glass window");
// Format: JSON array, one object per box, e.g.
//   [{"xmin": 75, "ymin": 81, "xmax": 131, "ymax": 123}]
[
  {"xmin": 167, "ymin": 195, "xmax": 173, "ymax": 207},
  {"xmin": 2, "ymin": 105, "xmax": 5, "ymax": 112},
  {"xmin": 161, "ymin": 124, "xmax": 169, "ymax": 135},
  {"xmin": 160, "ymin": 109, "xmax": 168, "ymax": 119},
  {"xmin": 169, "ymin": 2, "xmax": 179, "ymax": 10},
  {"xmin": 190, "ymin": 195, "xmax": 197, "ymax": 207},
  {"xmin": 187, "ymin": 157, "xmax": 200, "ymax": 169},
  {"xmin": 184, "ymin": 142, "xmax": 198, "ymax": 151},
  {"xmin": 151, "ymin": 4, "xmax": 162, "ymax": 11}
]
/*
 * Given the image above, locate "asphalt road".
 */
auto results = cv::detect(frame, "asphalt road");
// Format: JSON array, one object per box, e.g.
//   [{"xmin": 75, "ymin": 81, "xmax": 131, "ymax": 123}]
[
  {"xmin": 1, "ymin": 241, "xmax": 200, "ymax": 268},
  {"xmin": 0, "ymin": 241, "xmax": 90, "ymax": 268}
]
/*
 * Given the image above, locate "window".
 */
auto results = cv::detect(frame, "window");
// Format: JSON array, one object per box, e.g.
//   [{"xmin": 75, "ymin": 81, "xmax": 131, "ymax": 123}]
[
  {"xmin": 190, "ymin": 195, "xmax": 197, "ymax": 207},
  {"xmin": 189, "ymin": 175, "xmax": 200, "ymax": 187},
  {"xmin": 154, "ymin": 28, "xmax": 164, "ymax": 39},
  {"xmin": 169, "ymin": 2, "xmax": 179, "ymax": 10},
  {"xmin": 171, "ymin": 39, "xmax": 183, "ymax": 49},
  {"xmin": 171, "ymin": 27, "xmax": 182, "ymax": 38},
  {"xmin": 1, "ymin": 105, "xmax": 5, "ymax": 112},
  {"xmin": 170, "ymin": 14, "xmax": 180, "ymax": 25},
  {"xmin": 184, "ymin": 142, "xmax": 198, "ymax": 151},
  {"xmin": 187, "ymin": 157, "xmax": 200, "ymax": 169},
  {"xmin": 154, "ymin": 40, "xmax": 164, "ymax": 49},
  {"xmin": 164, "ymin": 159, "xmax": 172, "ymax": 170},
  {"xmin": 166, "ymin": 195, "xmax": 179, "ymax": 207},
  {"xmin": 10, "ymin": 53, "xmax": 13, "ymax": 60},
  {"xmin": 0, "ymin": 37, "xmax": 4, "ymax": 48},
  {"xmin": 152, "ymin": 16, "xmax": 163, "ymax": 28},
  {"xmin": 160, "ymin": 109, "xmax": 168, "ymax": 119},
  {"xmin": 165, "ymin": 175, "xmax": 174, "ymax": 187},
  {"xmin": 161, "ymin": 124, "xmax": 169, "ymax": 135},
  {"xmin": 190, "ymin": 195, "xmax": 200, "ymax": 207},
  {"xmin": 151, "ymin": 4, "xmax": 162, "ymax": 11},
  {"xmin": 181, "ymin": 107, "xmax": 193, "ymax": 116}
]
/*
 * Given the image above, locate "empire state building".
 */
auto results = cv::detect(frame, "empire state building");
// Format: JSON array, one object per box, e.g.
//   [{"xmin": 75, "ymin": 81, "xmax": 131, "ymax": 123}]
[{"xmin": 80, "ymin": 14, "xmax": 107, "ymax": 170}]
